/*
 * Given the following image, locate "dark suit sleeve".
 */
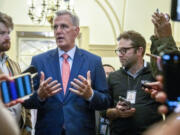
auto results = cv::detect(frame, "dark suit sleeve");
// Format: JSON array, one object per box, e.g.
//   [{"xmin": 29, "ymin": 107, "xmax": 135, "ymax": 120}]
[
  {"xmin": 88, "ymin": 57, "xmax": 112, "ymax": 110},
  {"xmin": 100, "ymin": 73, "xmax": 114, "ymax": 118}
]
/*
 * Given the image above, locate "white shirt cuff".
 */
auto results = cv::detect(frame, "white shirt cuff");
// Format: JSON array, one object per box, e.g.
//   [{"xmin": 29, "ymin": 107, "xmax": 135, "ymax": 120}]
[{"xmin": 87, "ymin": 91, "xmax": 94, "ymax": 101}]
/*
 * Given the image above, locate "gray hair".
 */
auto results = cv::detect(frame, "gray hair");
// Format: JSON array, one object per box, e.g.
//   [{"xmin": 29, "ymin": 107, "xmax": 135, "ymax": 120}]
[{"xmin": 55, "ymin": 10, "xmax": 79, "ymax": 27}]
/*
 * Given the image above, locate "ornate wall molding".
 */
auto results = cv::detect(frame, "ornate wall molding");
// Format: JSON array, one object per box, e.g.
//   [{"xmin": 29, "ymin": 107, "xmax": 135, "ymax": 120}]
[{"xmin": 95, "ymin": 0, "xmax": 127, "ymax": 44}]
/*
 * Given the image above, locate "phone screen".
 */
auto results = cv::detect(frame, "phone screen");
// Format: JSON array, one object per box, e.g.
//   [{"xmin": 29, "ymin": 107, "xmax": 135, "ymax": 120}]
[
  {"xmin": 162, "ymin": 52, "xmax": 180, "ymax": 111},
  {"xmin": 118, "ymin": 96, "xmax": 131, "ymax": 109},
  {"xmin": 171, "ymin": 0, "xmax": 180, "ymax": 21},
  {"xmin": 0, "ymin": 73, "xmax": 32, "ymax": 103}
]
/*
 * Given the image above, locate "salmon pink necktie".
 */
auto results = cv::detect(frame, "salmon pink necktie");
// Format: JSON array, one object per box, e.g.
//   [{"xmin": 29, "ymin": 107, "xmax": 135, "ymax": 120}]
[{"xmin": 62, "ymin": 54, "xmax": 70, "ymax": 94}]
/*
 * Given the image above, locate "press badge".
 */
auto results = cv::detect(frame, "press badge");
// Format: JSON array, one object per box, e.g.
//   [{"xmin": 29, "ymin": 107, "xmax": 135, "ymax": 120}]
[{"xmin": 126, "ymin": 90, "xmax": 136, "ymax": 104}]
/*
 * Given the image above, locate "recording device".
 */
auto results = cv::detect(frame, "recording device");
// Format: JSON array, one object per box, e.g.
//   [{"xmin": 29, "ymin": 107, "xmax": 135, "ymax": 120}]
[
  {"xmin": 161, "ymin": 52, "xmax": 180, "ymax": 110},
  {"xmin": 171, "ymin": 0, "xmax": 180, "ymax": 21},
  {"xmin": 156, "ymin": 8, "xmax": 160, "ymax": 14},
  {"xmin": 0, "ymin": 73, "xmax": 33, "ymax": 104},
  {"xmin": 22, "ymin": 65, "xmax": 38, "ymax": 79},
  {"xmin": 141, "ymin": 80, "xmax": 152, "ymax": 89},
  {"xmin": 146, "ymin": 52, "xmax": 180, "ymax": 111},
  {"xmin": 22, "ymin": 65, "xmax": 37, "ymax": 74},
  {"xmin": 0, "ymin": 66, "xmax": 37, "ymax": 104},
  {"xmin": 118, "ymin": 96, "xmax": 131, "ymax": 110},
  {"xmin": 156, "ymin": 8, "xmax": 169, "ymax": 20}
]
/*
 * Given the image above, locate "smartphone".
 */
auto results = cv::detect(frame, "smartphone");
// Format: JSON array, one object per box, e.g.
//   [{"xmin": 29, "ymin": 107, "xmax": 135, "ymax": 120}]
[
  {"xmin": 141, "ymin": 80, "xmax": 152, "ymax": 89},
  {"xmin": 171, "ymin": 0, "xmax": 180, "ymax": 21},
  {"xmin": 22, "ymin": 65, "xmax": 37, "ymax": 74},
  {"xmin": 119, "ymin": 96, "xmax": 131, "ymax": 109},
  {"xmin": 156, "ymin": 8, "xmax": 160, "ymax": 14},
  {"xmin": 0, "ymin": 73, "xmax": 33, "ymax": 104},
  {"xmin": 156, "ymin": 8, "xmax": 169, "ymax": 20},
  {"xmin": 162, "ymin": 52, "xmax": 180, "ymax": 111}
]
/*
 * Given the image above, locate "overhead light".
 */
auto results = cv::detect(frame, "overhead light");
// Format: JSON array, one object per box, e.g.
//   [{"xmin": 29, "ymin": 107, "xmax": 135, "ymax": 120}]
[{"xmin": 27, "ymin": 0, "xmax": 74, "ymax": 25}]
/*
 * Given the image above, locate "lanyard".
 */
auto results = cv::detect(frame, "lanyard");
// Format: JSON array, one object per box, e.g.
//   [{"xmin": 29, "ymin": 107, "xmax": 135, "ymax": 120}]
[
  {"xmin": 5, "ymin": 61, "xmax": 13, "ymax": 76},
  {"xmin": 127, "ymin": 75, "xmax": 142, "ymax": 90}
]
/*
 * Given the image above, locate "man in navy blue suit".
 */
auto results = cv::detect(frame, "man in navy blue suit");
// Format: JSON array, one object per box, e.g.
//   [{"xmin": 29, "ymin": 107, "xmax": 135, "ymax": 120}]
[{"xmin": 22, "ymin": 10, "xmax": 111, "ymax": 135}]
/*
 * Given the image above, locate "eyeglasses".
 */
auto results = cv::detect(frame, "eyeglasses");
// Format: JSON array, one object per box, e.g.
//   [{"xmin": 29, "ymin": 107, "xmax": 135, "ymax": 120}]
[{"xmin": 115, "ymin": 47, "xmax": 136, "ymax": 55}]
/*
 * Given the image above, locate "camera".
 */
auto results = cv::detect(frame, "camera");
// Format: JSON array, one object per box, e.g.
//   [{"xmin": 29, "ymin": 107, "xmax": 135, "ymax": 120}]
[
  {"xmin": 171, "ymin": 0, "xmax": 180, "ymax": 21},
  {"xmin": 161, "ymin": 52, "xmax": 180, "ymax": 110}
]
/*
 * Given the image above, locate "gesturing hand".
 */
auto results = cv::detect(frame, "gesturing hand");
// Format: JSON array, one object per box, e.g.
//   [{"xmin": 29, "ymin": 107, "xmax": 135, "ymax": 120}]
[
  {"xmin": 69, "ymin": 70, "xmax": 93, "ymax": 100},
  {"xmin": 37, "ymin": 72, "xmax": 62, "ymax": 100}
]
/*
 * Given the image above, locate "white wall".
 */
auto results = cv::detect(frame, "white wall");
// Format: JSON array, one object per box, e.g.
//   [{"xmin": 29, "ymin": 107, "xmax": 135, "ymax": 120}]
[
  {"xmin": 1, "ymin": 0, "xmax": 180, "ymax": 69},
  {"xmin": 1, "ymin": 0, "xmax": 179, "ymax": 44}
]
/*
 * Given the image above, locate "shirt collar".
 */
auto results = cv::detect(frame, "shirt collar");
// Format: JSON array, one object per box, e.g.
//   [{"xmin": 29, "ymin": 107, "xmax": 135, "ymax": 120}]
[
  {"xmin": 123, "ymin": 60, "xmax": 147, "ymax": 70},
  {"xmin": 123, "ymin": 60, "xmax": 147, "ymax": 78},
  {"xmin": 144, "ymin": 60, "xmax": 147, "ymax": 68},
  {"xmin": 58, "ymin": 46, "xmax": 76, "ymax": 60},
  {"xmin": 0, "ymin": 53, "xmax": 8, "ymax": 63}
]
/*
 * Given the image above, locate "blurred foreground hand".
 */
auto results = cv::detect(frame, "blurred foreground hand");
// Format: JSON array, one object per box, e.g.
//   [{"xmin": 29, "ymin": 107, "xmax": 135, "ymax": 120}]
[{"xmin": 144, "ymin": 113, "xmax": 180, "ymax": 135}]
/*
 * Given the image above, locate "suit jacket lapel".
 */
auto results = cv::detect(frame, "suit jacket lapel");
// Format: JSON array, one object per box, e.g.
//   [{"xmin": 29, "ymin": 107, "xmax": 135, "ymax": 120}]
[
  {"xmin": 64, "ymin": 48, "xmax": 84, "ymax": 101},
  {"xmin": 48, "ymin": 48, "xmax": 64, "ymax": 102}
]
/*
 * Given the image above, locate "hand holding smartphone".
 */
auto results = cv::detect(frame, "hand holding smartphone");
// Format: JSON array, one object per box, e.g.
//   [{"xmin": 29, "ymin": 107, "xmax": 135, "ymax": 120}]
[
  {"xmin": 146, "ymin": 52, "xmax": 180, "ymax": 112},
  {"xmin": 118, "ymin": 96, "xmax": 131, "ymax": 110},
  {"xmin": 141, "ymin": 80, "xmax": 153, "ymax": 89},
  {"xmin": 156, "ymin": 8, "xmax": 169, "ymax": 20},
  {"xmin": 0, "ymin": 73, "xmax": 33, "ymax": 104}
]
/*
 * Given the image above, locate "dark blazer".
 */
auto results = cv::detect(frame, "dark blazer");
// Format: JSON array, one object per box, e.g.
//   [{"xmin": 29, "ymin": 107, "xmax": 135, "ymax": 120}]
[
  {"xmin": 108, "ymin": 64, "xmax": 161, "ymax": 135},
  {"xmin": 23, "ymin": 47, "xmax": 111, "ymax": 135}
]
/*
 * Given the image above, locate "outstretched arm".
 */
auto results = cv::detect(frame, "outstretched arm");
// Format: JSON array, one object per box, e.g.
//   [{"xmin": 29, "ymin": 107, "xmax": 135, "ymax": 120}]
[{"xmin": 150, "ymin": 12, "xmax": 178, "ymax": 77}]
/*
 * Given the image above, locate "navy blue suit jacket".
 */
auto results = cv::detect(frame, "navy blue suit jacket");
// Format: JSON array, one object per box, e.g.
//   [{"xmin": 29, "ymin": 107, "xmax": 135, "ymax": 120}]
[{"xmin": 23, "ymin": 47, "xmax": 111, "ymax": 135}]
